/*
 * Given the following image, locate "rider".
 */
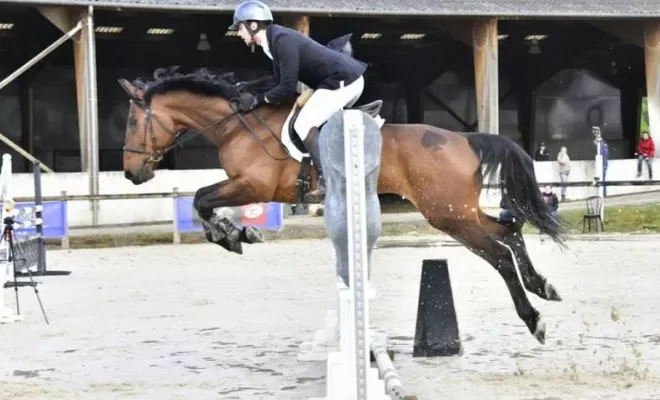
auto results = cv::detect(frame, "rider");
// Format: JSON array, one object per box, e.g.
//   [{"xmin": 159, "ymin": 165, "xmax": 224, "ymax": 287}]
[{"xmin": 228, "ymin": 0, "xmax": 368, "ymax": 202}]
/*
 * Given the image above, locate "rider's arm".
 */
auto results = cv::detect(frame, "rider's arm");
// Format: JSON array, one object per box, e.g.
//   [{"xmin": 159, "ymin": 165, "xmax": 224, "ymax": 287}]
[{"xmin": 258, "ymin": 37, "xmax": 300, "ymax": 105}]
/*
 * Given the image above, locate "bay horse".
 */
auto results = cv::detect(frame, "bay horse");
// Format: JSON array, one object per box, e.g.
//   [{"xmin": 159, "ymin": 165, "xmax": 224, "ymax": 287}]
[{"xmin": 119, "ymin": 66, "xmax": 566, "ymax": 345}]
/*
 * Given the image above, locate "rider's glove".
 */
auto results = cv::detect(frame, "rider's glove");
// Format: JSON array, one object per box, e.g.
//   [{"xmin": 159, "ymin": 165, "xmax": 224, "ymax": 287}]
[{"xmin": 237, "ymin": 92, "xmax": 259, "ymax": 112}]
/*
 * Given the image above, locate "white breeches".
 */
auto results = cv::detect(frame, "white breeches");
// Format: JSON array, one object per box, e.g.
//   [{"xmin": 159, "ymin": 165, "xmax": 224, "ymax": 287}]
[{"xmin": 294, "ymin": 76, "xmax": 365, "ymax": 141}]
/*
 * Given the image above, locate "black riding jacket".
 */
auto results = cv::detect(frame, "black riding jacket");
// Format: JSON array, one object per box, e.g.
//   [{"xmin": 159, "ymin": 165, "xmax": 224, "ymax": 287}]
[{"xmin": 257, "ymin": 24, "xmax": 367, "ymax": 105}]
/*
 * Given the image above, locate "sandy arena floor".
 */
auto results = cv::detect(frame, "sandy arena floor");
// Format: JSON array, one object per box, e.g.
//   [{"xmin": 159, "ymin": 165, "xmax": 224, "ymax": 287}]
[{"xmin": 1, "ymin": 235, "xmax": 660, "ymax": 400}]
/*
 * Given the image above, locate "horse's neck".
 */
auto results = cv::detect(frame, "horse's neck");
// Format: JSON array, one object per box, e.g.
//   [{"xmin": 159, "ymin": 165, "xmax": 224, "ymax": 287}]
[{"xmin": 186, "ymin": 98, "xmax": 292, "ymax": 140}]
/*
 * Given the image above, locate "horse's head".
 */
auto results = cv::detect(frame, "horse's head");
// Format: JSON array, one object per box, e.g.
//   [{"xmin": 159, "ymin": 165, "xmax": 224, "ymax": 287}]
[
  {"xmin": 118, "ymin": 78, "xmax": 181, "ymax": 185},
  {"xmin": 119, "ymin": 67, "xmax": 291, "ymax": 184}
]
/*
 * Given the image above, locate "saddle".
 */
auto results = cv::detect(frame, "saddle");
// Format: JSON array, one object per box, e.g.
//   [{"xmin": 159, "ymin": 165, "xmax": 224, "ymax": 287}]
[
  {"xmin": 287, "ymin": 87, "xmax": 384, "ymax": 206},
  {"xmin": 287, "ymin": 87, "xmax": 384, "ymax": 155}
]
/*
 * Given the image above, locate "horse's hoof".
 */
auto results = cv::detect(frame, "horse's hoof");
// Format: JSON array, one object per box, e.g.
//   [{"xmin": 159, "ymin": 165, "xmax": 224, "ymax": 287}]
[
  {"xmin": 532, "ymin": 317, "xmax": 546, "ymax": 344},
  {"xmin": 202, "ymin": 220, "xmax": 225, "ymax": 243},
  {"xmin": 211, "ymin": 235, "xmax": 243, "ymax": 254},
  {"xmin": 544, "ymin": 282, "xmax": 562, "ymax": 302},
  {"xmin": 210, "ymin": 215, "xmax": 241, "ymax": 243},
  {"xmin": 203, "ymin": 230, "xmax": 214, "ymax": 243},
  {"xmin": 229, "ymin": 240, "xmax": 243, "ymax": 254},
  {"xmin": 243, "ymin": 226, "xmax": 265, "ymax": 243},
  {"xmin": 304, "ymin": 190, "xmax": 326, "ymax": 204}
]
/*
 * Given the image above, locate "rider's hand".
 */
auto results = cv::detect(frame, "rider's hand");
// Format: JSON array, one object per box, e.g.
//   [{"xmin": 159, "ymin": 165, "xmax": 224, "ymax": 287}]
[{"xmin": 237, "ymin": 92, "xmax": 258, "ymax": 112}]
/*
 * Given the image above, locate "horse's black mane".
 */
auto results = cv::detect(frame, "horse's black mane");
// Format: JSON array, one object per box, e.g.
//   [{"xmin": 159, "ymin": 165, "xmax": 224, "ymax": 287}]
[{"xmin": 132, "ymin": 66, "xmax": 278, "ymax": 103}]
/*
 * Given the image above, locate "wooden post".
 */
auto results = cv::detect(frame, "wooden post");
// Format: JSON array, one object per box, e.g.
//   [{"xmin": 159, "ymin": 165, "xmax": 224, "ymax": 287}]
[
  {"xmin": 60, "ymin": 190, "xmax": 70, "ymax": 249},
  {"xmin": 472, "ymin": 18, "xmax": 499, "ymax": 134},
  {"xmin": 72, "ymin": 8, "xmax": 88, "ymax": 173},
  {"xmin": 644, "ymin": 20, "xmax": 660, "ymax": 144},
  {"xmin": 283, "ymin": 15, "xmax": 310, "ymax": 94},
  {"xmin": 283, "ymin": 15, "xmax": 309, "ymax": 36},
  {"xmin": 438, "ymin": 18, "xmax": 500, "ymax": 134},
  {"xmin": 172, "ymin": 187, "xmax": 181, "ymax": 244}
]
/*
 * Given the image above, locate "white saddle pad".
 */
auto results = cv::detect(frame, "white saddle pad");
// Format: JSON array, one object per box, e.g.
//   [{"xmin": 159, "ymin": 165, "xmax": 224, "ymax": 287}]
[{"xmin": 280, "ymin": 106, "xmax": 385, "ymax": 163}]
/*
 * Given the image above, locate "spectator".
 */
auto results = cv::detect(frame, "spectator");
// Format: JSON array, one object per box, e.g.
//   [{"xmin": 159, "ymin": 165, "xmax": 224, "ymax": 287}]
[
  {"xmin": 540, "ymin": 186, "xmax": 559, "ymax": 219},
  {"xmin": 499, "ymin": 190, "xmax": 524, "ymax": 225},
  {"xmin": 636, "ymin": 132, "xmax": 655, "ymax": 180},
  {"xmin": 556, "ymin": 146, "xmax": 571, "ymax": 202},
  {"xmin": 539, "ymin": 186, "xmax": 559, "ymax": 243},
  {"xmin": 593, "ymin": 127, "xmax": 609, "ymax": 197},
  {"xmin": 534, "ymin": 142, "xmax": 549, "ymax": 161},
  {"xmin": 598, "ymin": 138, "xmax": 609, "ymax": 196}
]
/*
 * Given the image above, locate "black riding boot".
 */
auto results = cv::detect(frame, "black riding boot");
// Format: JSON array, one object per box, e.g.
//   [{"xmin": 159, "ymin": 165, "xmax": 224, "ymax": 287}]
[{"xmin": 303, "ymin": 128, "xmax": 326, "ymax": 204}]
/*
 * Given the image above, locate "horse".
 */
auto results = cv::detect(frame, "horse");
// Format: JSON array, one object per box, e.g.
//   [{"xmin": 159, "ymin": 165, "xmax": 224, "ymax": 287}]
[{"xmin": 119, "ymin": 63, "xmax": 566, "ymax": 344}]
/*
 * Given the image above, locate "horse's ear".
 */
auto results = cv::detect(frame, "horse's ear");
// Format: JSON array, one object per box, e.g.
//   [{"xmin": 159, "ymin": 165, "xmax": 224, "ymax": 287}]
[
  {"xmin": 118, "ymin": 78, "xmax": 136, "ymax": 96},
  {"xmin": 118, "ymin": 78, "xmax": 144, "ymax": 101}
]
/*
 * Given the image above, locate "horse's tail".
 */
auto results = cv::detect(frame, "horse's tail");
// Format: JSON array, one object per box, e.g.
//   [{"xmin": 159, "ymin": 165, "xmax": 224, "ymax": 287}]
[{"xmin": 466, "ymin": 133, "xmax": 567, "ymax": 248}]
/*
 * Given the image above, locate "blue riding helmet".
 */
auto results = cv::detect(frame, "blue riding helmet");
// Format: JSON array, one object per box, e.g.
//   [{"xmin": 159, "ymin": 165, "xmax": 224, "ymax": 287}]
[{"xmin": 228, "ymin": 0, "xmax": 274, "ymax": 31}]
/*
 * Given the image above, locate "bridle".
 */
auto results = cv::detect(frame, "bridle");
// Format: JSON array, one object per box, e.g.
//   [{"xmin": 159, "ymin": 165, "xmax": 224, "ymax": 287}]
[
  {"xmin": 121, "ymin": 94, "xmax": 291, "ymax": 163},
  {"xmin": 121, "ymin": 97, "xmax": 233, "ymax": 164}
]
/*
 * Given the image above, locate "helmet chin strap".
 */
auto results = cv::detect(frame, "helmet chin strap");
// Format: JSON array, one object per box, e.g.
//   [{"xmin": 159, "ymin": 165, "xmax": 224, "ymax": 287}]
[{"xmin": 246, "ymin": 23, "xmax": 261, "ymax": 53}]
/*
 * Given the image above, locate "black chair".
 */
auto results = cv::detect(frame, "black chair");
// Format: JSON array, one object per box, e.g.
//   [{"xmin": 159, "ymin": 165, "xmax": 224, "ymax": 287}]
[{"xmin": 582, "ymin": 196, "xmax": 604, "ymax": 233}]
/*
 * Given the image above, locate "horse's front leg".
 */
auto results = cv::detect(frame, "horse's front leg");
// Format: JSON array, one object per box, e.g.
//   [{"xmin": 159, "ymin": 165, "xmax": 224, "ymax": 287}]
[{"xmin": 192, "ymin": 179, "xmax": 265, "ymax": 254}]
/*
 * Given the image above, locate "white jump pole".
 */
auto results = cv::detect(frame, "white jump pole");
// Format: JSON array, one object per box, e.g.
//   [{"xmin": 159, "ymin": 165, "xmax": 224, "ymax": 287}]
[
  {"xmin": 344, "ymin": 109, "xmax": 371, "ymax": 399},
  {"xmin": 0, "ymin": 153, "xmax": 22, "ymax": 323}
]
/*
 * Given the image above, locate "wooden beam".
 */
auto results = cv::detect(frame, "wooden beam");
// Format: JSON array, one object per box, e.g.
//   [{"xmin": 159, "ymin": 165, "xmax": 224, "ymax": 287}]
[
  {"xmin": 16, "ymin": 55, "xmax": 50, "ymax": 171},
  {"xmin": 644, "ymin": 20, "xmax": 660, "ymax": 144},
  {"xmin": 36, "ymin": 5, "xmax": 72, "ymax": 33},
  {"xmin": 473, "ymin": 18, "xmax": 499, "ymax": 134},
  {"xmin": 437, "ymin": 19, "xmax": 473, "ymax": 47},
  {"xmin": 587, "ymin": 20, "xmax": 644, "ymax": 48}
]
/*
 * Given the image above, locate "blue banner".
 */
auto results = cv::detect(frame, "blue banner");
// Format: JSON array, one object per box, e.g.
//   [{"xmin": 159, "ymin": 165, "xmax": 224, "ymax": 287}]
[
  {"xmin": 175, "ymin": 197, "xmax": 283, "ymax": 233},
  {"xmin": 13, "ymin": 201, "xmax": 68, "ymax": 239}
]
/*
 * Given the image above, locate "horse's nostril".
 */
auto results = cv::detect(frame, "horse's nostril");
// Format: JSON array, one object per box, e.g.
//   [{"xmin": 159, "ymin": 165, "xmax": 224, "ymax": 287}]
[{"xmin": 124, "ymin": 170, "xmax": 133, "ymax": 180}]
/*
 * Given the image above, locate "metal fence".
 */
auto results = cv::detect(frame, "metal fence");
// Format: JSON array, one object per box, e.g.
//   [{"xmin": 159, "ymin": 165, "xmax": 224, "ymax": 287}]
[{"xmin": 7, "ymin": 177, "xmax": 658, "ymax": 248}]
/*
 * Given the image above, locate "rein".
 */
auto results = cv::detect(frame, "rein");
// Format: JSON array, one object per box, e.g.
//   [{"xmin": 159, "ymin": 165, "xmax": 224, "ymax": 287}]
[{"xmin": 122, "ymin": 95, "xmax": 292, "ymax": 164}]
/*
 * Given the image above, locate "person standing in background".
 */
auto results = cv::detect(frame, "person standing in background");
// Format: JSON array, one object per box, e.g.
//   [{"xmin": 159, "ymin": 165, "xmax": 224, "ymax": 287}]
[
  {"xmin": 636, "ymin": 131, "xmax": 655, "ymax": 180},
  {"xmin": 499, "ymin": 190, "xmax": 524, "ymax": 225},
  {"xmin": 541, "ymin": 186, "xmax": 559, "ymax": 218},
  {"xmin": 556, "ymin": 146, "xmax": 571, "ymax": 202},
  {"xmin": 539, "ymin": 186, "xmax": 559, "ymax": 243},
  {"xmin": 534, "ymin": 142, "xmax": 549, "ymax": 161},
  {"xmin": 593, "ymin": 127, "xmax": 609, "ymax": 197}
]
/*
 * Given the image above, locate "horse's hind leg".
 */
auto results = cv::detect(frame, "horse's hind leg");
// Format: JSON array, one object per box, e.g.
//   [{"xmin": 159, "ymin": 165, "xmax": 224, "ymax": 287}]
[
  {"xmin": 437, "ymin": 218, "xmax": 547, "ymax": 344},
  {"xmin": 479, "ymin": 213, "xmax": 562, "ymax": 302}
]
